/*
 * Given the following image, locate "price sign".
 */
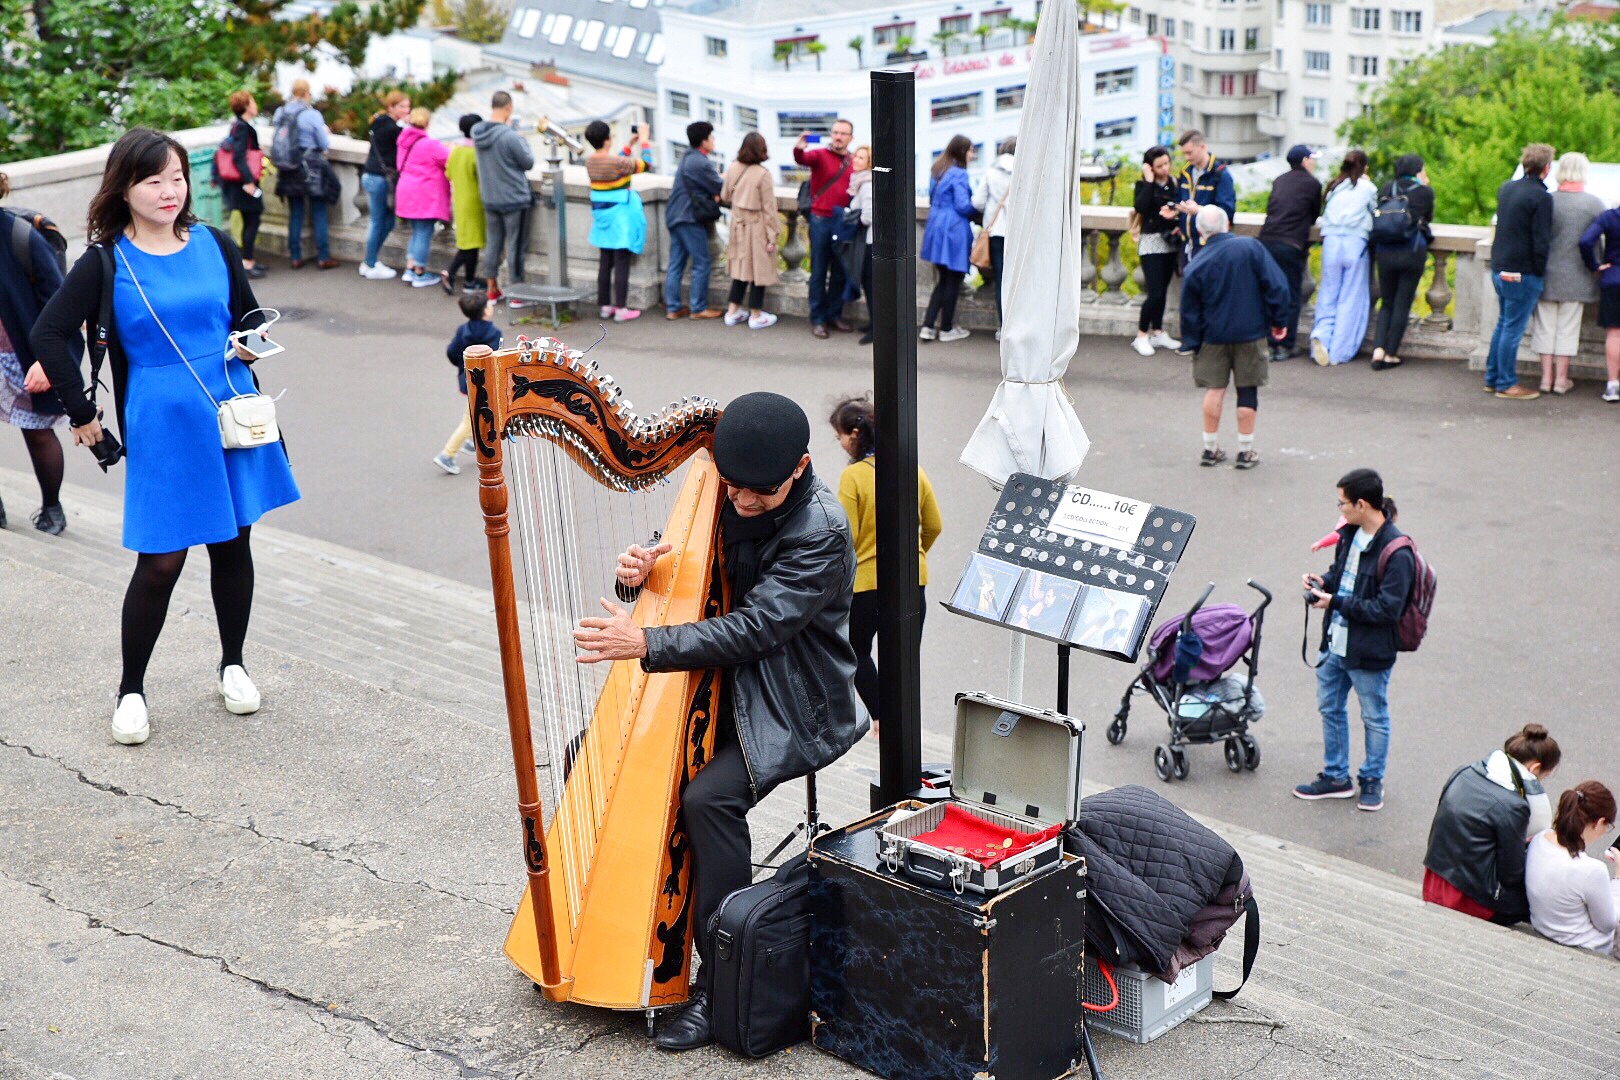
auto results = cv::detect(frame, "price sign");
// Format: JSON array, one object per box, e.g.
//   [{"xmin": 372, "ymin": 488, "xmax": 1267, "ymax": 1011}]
[{"xmin": 1047, "ymin": 486, "xmax": 1149, "ymax": 547}]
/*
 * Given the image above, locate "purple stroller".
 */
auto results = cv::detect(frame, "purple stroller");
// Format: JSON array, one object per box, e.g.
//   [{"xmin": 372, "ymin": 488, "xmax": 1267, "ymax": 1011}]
[{"xmin": 1107, "ymin": 580, "xmax": 1273, "ymax": 782}]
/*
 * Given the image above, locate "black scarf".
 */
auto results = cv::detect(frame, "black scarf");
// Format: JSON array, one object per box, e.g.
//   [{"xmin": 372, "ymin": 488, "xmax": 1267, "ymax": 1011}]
[{"xmin": 721, "ymin": 463, "xmax": 817, "ymax": 601}]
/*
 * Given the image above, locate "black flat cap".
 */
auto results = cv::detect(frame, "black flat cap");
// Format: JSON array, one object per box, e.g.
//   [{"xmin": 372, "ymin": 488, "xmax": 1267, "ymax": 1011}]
[{"xmin": 713, "ymin": 392, "xmax": 810, "ymax": 488}]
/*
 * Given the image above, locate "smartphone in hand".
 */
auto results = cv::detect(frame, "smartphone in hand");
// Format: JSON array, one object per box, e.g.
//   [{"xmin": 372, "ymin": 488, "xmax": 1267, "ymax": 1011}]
[{"xmin": 805, "ymin": 133, "xmax": 823, "ymax": 145}]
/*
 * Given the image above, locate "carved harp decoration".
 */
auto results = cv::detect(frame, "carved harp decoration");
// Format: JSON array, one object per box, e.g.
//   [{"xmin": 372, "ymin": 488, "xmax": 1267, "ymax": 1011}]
[{"xmin": 464, "ymin": 335, "xmax": 726, "ymax": 1013}]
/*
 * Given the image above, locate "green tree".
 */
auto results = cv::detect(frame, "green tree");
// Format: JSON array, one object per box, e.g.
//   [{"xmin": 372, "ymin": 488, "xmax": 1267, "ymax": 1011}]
[
  {"xmin": 772, "ymin": 40, "xmax": 794, "ymax": 71},
  {"xmin": 848, "ymin": 34, "xmax": 864, "ymax": 67},
  {"xmin": 932, "ymin": 30, "xmax": 957, "ymax": 56},
  {"xmin": 973, "ymin": 24, "xmax": 994, "ymax": 51},
  {"xmin": 1341, "ymin": 17, "xmax": 1620, "ymax": 225},
  {"xmin": 309, "ymin": 73, "xmax": 459, "ymax": 138},
  {"xmin": 452, "ymin": 0, "xmax": 508, "ymax": 44},
  {"xmin": 806, "ymin": 40, "xmax": 827, "ymax": 71},
  {"xmin": 0, "ymin": 0, "xmax": 430, "ymax": 160},
  {"xmin": 893, "ymin": 35, "xmax": 914, "ymax": 56}
]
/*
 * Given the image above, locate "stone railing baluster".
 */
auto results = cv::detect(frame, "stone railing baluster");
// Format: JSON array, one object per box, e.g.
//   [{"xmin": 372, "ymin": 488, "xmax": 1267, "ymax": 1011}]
[
  {"xmin": 1080, "ymin": 230, "xmax": 1098, "ymax": 303},
  {"xmin": 1424, "ymin": 250, "xmax": 1452, "ymax": 327},
  {"xmin": 1098, "ymin": 229, "xmax": 1128, "ymax": 304},
  {"xmin": 780, "ymin": 210, "xmax": 807, "ymax": 282}
]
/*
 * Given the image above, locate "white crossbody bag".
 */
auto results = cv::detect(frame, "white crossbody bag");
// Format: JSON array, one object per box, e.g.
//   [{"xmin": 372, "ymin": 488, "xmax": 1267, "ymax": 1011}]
[{"xmin": 116, "ymin": 245, "xmax": 281, "ymax": 450}]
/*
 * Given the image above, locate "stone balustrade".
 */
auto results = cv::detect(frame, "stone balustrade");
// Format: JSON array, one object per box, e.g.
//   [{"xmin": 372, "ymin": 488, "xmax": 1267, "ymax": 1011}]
[{"xmin": 2, "ymin": 124, "xmax": 1606, "ymax": 379}]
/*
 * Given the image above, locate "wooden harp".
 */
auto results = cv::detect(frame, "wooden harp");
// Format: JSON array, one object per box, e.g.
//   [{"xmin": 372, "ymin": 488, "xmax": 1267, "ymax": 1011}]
[{"xmin": 464, "ymin": 337, "xmax": 725, "ymax": 1014}]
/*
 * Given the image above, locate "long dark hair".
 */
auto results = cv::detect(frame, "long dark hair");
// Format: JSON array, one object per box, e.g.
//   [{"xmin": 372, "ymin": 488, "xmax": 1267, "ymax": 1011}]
[
  {"xmin": 87, "ymin": 128, "xmax": 196, "ymax": 246},
  {"xmin": 1325, "ymin": 149, "xmax": 1369, "ymax": 199},
  {"xmin": 829, "ymin": 396, "xmax": 876, "ymax": 460},
  {"xmin": 931, "ymin": 135, "xmax": 973, "ymax": 181},
  {"xmin": 1552, "ymin": 781, "xmax": 1616, "ymax": 856}
]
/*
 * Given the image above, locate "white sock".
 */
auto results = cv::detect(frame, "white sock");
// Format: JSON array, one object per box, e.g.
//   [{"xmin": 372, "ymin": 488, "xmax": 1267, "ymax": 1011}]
[
  {"xmin": 1609, "ymin": 381, "xmax": 1620, "ymax": 393},
  {"xmin": 1202, "ymin": 432, "xmax": 1218, "ymax": 451},
  {"xmin": 1238, "ymin": 434, "xmax": 1255, "ymax": 453}
]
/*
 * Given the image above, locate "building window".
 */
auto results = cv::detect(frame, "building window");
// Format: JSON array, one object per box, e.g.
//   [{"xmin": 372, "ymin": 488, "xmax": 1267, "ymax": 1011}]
[
  {"xmin": 1128, "ymin": 6, "xmax": 1142, "ymax": 23},
  {"xmin": 1203, "ymin": 26, "xmax": 1211, "ymax": 49},
  {"xmin": 996, "ymin": 84, "xmax": 1026, "ymax": 111},
  {"xmin": 705, "ymin": 35, "xmax": 727, "ymax": 57},
  {"xmin": 1305, "ymin": 2, "xmax": 1330, "ymax": 24},
  {"xmin": 774, "ymin": 36, "xmax": 819, "ymax": 59},
  {"xmin": 1095, "ymin": 118, "xmax": 1137, "ymax": 140},
  {"xmin": 1245, "ymin": 27, "xmax": 1259, "ymax": 50},
  {"xmin": 1181, "ymin": 62, "xmax": 1194, "ymax": 85},
  {"xmin": 1095, "ymin": 67, "xmax": 1136, "ymax": 95},
  {"xmin": 1273, "ymin": 47, "xmax": 1284, "ymax": 67},
  {"xmin": 1218, "ymin": 73, "xmax": 1235, "ymax": 95},
  {"xmin": 736, "ymin": 105, "xmax": 759, "ymax": 129},
  {"xmin": 1146, "ymin": 13, "xmax": 1158, "ymax": 35},
  {"xmin": 1182, "ymin": 19, "xmax": 1193, "ymax": 40},
  {"xmin": 941, "ymin": 13, "xmax": 972, "ymax": 34},
  {"xmin": 668, "ymin": 91, "xmax": 690, "ymax": 116},
  {"xmin": 1392, "ymin": 9, "xmax": 1422, "ymax": 32},
  {"xmin": 517, "ymin": 8, "xmax": 541, "ymax": 37},
  {"xmin": 982, "ymin": 9, "xmax": 1012, "ymax": 29},
  {"xmin": 1164, "ymin": 18, "xmax": 1175, "ymax": 38},
  {"xmin": 1243, "ymin": 72, "xmax": 1259, "ymax": 94},
  {"xmin": 579, "ymin": 19, "xmax": 605, "ymax": 51},
  {"xmin": 1350, "ymin": 54, "xmax": 1379, "ymax": 77},
  {"xmin": 645, "ymin": 33, "xmax": 666, "ymax": 64},
  {"xmin": 1304, "ymin": 49, "xmax": 1330, "ymax": 73},
  {"xmin": 1218, "ymin": 28, "xmax": 1235, "ymax": 50},
  {"xmin": 611, "ymin": 27, "xmax": 637, "ymax": 58},
  {"xmin": 874, "ymin": 22, "xmax": 915, "ymax": 47},
  {"xmin": 547, "ymin": 13, "xmax": 572, "ymax": 43},
  {"xmin": 669, "ymin": 142, "xmax": 688, "ymax": 164},
  {"xmin": 1350, "ymin": 7, "xmax": 1381, "ymax": 30},
  {"xmin": 931, "ymin": 91, "xmax": 982, "ymax": 122},
  {"xmin": 1275, "ymin": 0, "xmax": 1284, "ymax": 21},
  {"xmin": 703, "ymin": 98, "xmax": 724, "ymax": 126},
  {"xmin": 1303, "ymin": 96, "xmax": 1327, "ymax": 120},
  {"xmin": 777, "ymin": 111, "xmax": 837, "ymax": 138}
]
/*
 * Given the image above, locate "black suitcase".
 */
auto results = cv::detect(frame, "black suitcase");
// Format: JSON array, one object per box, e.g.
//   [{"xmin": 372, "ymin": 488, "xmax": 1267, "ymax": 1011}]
[{"xmin": 708, "ymin": 851, "xmax": 812, "ymax": 1058}]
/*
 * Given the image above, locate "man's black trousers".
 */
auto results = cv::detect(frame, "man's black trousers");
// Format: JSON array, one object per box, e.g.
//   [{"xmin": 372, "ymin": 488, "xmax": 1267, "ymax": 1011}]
[
  {"xmin": 1261, "ymin": 239, "xmax": 1308, "ymax": 348},
  {"xmin": 682, "ymin": 735, "xmax": 756, "ymax": 981}
]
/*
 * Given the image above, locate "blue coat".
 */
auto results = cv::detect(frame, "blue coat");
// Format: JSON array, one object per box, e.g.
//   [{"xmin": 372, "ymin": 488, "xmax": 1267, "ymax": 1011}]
[
  {"xmin": 1178, "ymin": 233, "xmax": 1290, "ymax": 350},
  {"xmin": 920, "ymin": 166, "xmax": 975, "ymax": 273},
  {"xmin": 1579, "ymin": 207, "xmax": 1620, "ymax": 290},
  {"xmin": 1175, "ymin": 158, "xmax": 1236, "ymax": 256}
]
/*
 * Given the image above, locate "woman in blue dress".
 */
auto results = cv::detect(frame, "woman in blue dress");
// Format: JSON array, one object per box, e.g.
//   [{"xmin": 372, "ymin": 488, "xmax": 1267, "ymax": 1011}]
[{"xmin": 33, "ymin": 128, "xmax": 300, "ymax": 747}]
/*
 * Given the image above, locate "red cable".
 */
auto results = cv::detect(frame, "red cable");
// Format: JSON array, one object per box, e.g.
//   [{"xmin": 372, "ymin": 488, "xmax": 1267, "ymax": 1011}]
[{"xmin": 1083, "ymin": 960, "xmax": 1119, "ymax": 1013}]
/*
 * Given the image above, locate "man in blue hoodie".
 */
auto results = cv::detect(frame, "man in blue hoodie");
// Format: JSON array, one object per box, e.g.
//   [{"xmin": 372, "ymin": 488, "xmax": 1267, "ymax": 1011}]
[
  {"xmin": 472, "ymin": 91, "xmax": 536, "ymax": 302},
  {"xmin": 1174, "ymin": 130, "xmax": 1236, "ymax": 264}
]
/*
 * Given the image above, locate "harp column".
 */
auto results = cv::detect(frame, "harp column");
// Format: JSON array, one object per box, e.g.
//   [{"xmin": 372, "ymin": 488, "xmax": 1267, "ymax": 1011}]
[
  {"xmin": 870, "ymin": 70, "xmax": 924, "ymax": 810},
  {"xmin": 465, "ymin": 343, "xmax": 564, "ymax": 991}
]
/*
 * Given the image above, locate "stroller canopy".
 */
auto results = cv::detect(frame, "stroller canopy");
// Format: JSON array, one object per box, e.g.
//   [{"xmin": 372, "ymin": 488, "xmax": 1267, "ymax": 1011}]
[{"xmin": 1149, "ymin": 603, "xmax": 1254, "ymax": 685}]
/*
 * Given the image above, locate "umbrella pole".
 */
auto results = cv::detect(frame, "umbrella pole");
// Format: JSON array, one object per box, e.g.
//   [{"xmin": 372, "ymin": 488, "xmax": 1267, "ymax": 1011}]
[{"xmin": 870, "ymin": 69, "xmax": 923, "ymax": 811}]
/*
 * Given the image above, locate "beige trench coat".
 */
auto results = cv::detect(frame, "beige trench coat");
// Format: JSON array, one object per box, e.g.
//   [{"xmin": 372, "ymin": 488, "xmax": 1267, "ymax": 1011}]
[{"xmin": 720, "ymin": 162, "xmax": 781, "ymax": 286}]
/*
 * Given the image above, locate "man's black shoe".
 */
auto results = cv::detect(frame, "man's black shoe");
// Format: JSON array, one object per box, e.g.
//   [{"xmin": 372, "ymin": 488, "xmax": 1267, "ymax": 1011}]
[
  {"xmin": 654, "ymin": 990, "xmax": 713, "ymax": 1051},
  {"xmin": 1287, "ymin": 345, "xmax": 1310, "ymax": 360},
  {"xmin": 1268, "ymin": 344, "xmax": 1288, "ymax": 363}
]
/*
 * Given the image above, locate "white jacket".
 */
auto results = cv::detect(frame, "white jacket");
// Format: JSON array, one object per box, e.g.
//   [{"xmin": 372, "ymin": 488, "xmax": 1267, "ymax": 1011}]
[
  {"xmin": 972, "ymin": 154, "xmax": 1015, "ymax": 239},
  {"xmin": 1318, "ymin": 175, "xmax": 1376, "ymax": 240}
]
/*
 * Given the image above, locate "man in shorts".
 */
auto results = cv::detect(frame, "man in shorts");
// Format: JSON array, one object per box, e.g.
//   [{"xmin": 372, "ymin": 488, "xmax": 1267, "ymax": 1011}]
[{"xmin": 1178, "ymin": 206, "xmax": 1289, "ymax": 469}]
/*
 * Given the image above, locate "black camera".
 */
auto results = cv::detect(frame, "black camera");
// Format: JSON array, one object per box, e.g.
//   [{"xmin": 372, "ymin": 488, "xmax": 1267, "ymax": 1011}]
[{"xmin": 89, "ymin": 429, "xmax": 125, "ymax": 472}]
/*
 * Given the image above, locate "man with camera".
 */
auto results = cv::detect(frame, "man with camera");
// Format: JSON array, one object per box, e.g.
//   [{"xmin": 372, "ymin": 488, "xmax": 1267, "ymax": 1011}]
[
  {"xmin": 1293, "ymin": 468, "xmax": 1415, "ymax": 813},
  {"xmin": 794, "ymin": 119, "xmax": 857, "ymax": 339}
]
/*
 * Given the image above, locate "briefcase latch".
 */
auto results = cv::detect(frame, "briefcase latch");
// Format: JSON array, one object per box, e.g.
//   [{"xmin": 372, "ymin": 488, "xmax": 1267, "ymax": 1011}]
[{"xmin": 715, "ymin": 929, "xmax": 733, "ymax": 962}]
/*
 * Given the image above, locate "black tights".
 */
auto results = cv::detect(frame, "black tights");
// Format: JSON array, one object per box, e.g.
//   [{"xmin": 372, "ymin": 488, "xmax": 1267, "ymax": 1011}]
[
  {"xmin": 597, "ymin": 248, "xmax": 632, "ymax": 309},
  {"xmin": 20, "ymin": 427, "xmax": 64, "ymax": 508},
  {"xmin": 239, "ymin": 204, "xmax": 262, "ymax": 262},
  {"xmin": 848, "ymin": 588, "xmax": 927, "ymax": 725},
  {"xmin": 923, "ymin": 267, "xmax": 965, "ymax": 331},
  {"xmin": 119, "ymin": 526, "xmax": 254, "ymax": 697},
  {"xmin": 449, "ymin": 247, "xmax": 481, "ymax": 288},
  {"xmin": 727, "ymin": 279, "xmax": 765, "ymax": 310}
]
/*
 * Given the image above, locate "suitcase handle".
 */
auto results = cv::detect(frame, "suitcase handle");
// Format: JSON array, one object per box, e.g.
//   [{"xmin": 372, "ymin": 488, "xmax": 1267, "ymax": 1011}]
[{"xmin": 905, "ymin": 851, "xmax": 967, "ymax": 894}]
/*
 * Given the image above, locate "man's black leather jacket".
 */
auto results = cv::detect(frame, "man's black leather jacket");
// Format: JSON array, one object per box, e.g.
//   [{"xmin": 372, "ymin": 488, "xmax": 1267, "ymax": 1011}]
[{"xmin": 643, "ymin": 476, "xmax": 863, "ymax": 800}]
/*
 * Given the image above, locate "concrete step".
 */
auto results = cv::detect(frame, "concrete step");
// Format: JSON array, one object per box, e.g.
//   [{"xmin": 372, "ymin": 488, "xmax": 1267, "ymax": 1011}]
[{"xmin": 3, "ymin": 466, "xmax": 1617, "ymax": 1080}]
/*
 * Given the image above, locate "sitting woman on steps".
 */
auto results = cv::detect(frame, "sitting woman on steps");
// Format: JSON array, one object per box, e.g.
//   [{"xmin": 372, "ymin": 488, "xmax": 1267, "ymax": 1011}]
[{"xmin": 1525, "ymin": 781, "xmax": 1619, "ymax": 960}]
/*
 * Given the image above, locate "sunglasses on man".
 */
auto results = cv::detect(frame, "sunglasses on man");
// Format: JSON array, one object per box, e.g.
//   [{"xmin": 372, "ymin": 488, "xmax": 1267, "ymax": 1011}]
[{"xmin": 718, "ymin": 474, "xmax": 788, "ymax": 498}]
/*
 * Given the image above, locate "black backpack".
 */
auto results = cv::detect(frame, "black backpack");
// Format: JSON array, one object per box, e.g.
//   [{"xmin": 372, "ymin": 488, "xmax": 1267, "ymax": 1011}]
[
  {"xmin": 707, "ymin": 851, "xmax": 812, "ymax": 1058},
  {"xmin": 7, "ymin": 207, "xmax": 69, "ymax": 285},
  {"xmin": 1370, "ymin": 181, "xmax": 1420, "ymax": 247}
]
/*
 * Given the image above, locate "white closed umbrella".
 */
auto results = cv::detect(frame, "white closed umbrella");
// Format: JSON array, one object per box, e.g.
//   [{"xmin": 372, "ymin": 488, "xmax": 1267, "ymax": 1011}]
[{"xmin": 959, "ymin": 0, "xmax": 1090, "ymax": 487}]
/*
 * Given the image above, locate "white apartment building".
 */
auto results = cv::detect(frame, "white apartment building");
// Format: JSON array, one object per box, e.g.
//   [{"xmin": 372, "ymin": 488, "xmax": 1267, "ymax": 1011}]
[
  {"xmin": 1125, "ymin": 0, "xmax": 1275, "ymax": 159},
  {"xmin": 655, "ymin": 0, "xmax": 1162, "ymax": 190}
]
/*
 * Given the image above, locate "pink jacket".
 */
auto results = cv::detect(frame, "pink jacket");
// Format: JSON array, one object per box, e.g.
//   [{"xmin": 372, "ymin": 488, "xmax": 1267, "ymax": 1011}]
[{"xmin": 394, "ymin": 126, "xmax": 451, "ymax": 222}]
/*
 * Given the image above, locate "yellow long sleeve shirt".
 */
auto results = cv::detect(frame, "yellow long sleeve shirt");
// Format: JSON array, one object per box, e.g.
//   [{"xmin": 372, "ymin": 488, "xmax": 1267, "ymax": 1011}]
[{"xmin": 837, "ymin": 457, "xmax": 943, "ymax": 593}]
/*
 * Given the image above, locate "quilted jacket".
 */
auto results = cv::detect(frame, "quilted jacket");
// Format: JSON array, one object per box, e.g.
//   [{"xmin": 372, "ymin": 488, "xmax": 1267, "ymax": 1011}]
[{"xmin": 1069, "ymin": 785, "xmax": 1243, "ymax": 979}]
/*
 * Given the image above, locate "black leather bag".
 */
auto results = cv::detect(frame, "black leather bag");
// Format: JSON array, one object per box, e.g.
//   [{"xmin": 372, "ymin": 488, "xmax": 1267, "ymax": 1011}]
[{"xmin": 707, "ymin": 851, "xmax": 812, "ymax": 1058}]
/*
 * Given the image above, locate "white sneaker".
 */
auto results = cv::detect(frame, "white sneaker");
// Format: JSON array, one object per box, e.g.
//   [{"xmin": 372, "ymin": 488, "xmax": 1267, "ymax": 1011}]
[
  {"xmin": 723, "ymin": 310, "xmax": 748, "ymax": 327},
  {"xmin": 938, "ymin": 327, "xmax": 971, "ymax": 343},
  {"xmin": 432, "ymin": 452, "xmax": 460, "ymax": 475},
  {"xmin": 1132, "ymin": 335, "xmax": 1156, "ymax": 357},
  {"xmin": 112, "ymin": 693, "xmax": 150, "ymax": 745},
  {"xmin": 1604, "ymin": 382, "xmax": 1620, "ymax": 403},
  {"xmin": 1149, "ymin": 331, "xmax": 1181, "ymax": 350},
  {"xmin": 359, "ymin": 262, "xmax": 398, "ymax": 281},
  {"xmin": 747, "ymin": 311, "xmax": 778, "ymax": 330},
  {"xmin": 600, "ymin": 306, "xmax": 617, "ymax": 319},
  {"xmin": 919, "ymin": 326, "xmax": 937, "ymax": 341},
  {"xmin": 219, "ymin": 665, "xmax": 261, "ymax": 715}
]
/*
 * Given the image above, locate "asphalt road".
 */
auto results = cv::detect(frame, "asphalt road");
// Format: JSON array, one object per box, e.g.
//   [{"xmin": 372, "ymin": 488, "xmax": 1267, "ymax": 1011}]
[{"xmin": 7, "ymin": 263, "xmax": 1617, "ymax": 882}]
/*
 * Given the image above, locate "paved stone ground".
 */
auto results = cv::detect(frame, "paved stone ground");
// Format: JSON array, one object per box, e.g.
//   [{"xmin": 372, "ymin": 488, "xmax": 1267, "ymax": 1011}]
[
  {"xmin": 4, "ymin": 267, "xmax": 1616, "ymax": 883},
  {"xmin": 4, "ymin": 506, "xmax": 1619, "ymax": 1079}
]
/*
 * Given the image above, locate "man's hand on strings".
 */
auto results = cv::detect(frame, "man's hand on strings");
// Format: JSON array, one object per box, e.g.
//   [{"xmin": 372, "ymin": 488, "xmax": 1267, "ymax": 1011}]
[
  {"xmin": 575, "ymin": 599, "xmax": 648, "ymax": 663},
  {"xmin": 616, "ymin": 541, "xmax": 672, "ymax": 590}
]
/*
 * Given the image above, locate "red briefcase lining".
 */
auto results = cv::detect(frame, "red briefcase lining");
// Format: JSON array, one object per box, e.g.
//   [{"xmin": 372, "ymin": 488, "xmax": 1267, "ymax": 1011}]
[{"xmin": 910, "ymin": 804, "xmax": 1065, "ymax": 868}]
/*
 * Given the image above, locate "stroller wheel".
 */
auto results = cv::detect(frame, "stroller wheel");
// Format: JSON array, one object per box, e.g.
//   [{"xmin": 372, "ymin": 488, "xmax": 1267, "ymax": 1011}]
[
  {"xmin": 1153, "ymin": 745, "xmax": 1173, "ymax": 782},
  {"xmin": 1107, "ymin": 717, "xmax": 1127, "ymax": 745},
  {"xmin": 1170, "ymin": 747, "xmax": 1190, "ymax": 781},
  {"xmin": 1223, "ymin": 738, "xmax": 1244, "ymax": 773},
  {"xmin": 1241, "ymin": 734, "xmax": 1261, "ymax": 771}
]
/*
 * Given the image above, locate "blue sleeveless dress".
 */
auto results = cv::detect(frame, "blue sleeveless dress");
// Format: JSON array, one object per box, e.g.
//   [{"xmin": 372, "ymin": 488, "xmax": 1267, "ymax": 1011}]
[{"xmin": 114, "ymin": 229, "xmax": 300, "ymax": 553}]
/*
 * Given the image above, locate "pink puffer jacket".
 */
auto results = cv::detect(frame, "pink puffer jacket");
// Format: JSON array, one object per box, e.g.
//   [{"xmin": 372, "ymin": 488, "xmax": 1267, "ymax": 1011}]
[{"xmin": 394, "ymin": 126, "xmax": 451, "ymax": 222}]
